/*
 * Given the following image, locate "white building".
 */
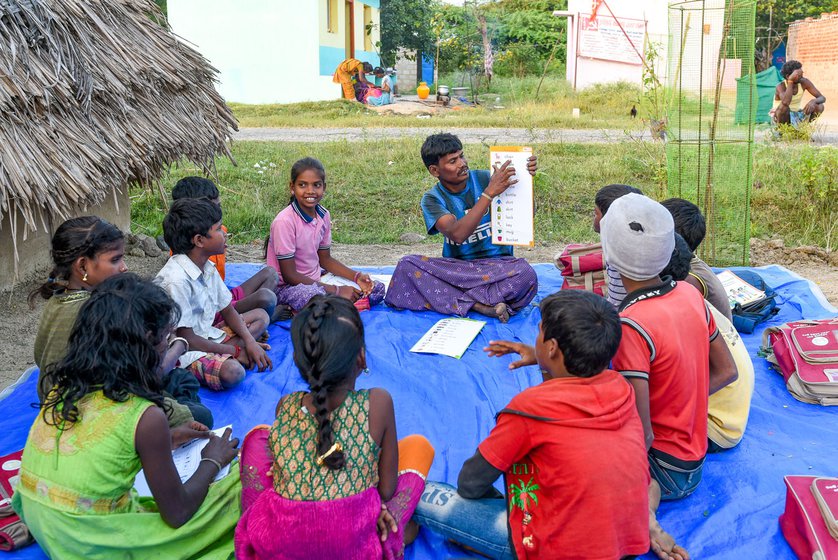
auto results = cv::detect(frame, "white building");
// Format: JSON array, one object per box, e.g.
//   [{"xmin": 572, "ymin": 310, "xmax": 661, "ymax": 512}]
[
  {"xmin": 563, "ymin": 0, "xmax": 669, "ymax": 89},
  {"xmin": 168, "ymin": 0, "xmax": 381, "ymax": 104}
]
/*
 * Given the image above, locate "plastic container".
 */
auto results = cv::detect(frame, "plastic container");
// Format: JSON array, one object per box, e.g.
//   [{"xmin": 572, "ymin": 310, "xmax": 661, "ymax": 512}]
[{"xmin": 417, "ymin": 82, "xmax": 430, "ymax": 99}]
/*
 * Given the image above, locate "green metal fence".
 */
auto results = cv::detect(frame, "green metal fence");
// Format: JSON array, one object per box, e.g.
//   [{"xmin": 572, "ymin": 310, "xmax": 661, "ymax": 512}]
[{"xmin": 666, "ymin": 0, "xmax": 757, "ymax": 265}]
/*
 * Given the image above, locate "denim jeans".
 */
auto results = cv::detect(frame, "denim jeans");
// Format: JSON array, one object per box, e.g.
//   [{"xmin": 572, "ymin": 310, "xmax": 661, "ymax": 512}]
[
  {"xmin": 413, "ymin": 481, "xmax": 515, "ymax": 560},
  {"xmin": 648, "ymin": 451, "xmax": 704, "ymax": 501}
]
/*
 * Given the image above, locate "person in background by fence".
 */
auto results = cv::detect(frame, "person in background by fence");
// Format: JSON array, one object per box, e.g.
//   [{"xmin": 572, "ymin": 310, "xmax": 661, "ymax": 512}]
[{"xmin": 771, "ymin": 60, "xmax": 826, "ymax": 128}]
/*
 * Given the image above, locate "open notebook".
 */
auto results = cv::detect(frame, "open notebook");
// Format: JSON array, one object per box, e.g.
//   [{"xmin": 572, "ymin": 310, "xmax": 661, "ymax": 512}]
[{"xmin": 134, "ymin": 425, "xmax": 232, "ymax": 497}]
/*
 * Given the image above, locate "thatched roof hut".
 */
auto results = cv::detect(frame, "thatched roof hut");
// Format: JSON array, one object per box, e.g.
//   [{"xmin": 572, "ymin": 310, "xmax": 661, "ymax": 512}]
[{"xmin": 0, "ymin": 0, "xmax": 237, "ymax": 286}]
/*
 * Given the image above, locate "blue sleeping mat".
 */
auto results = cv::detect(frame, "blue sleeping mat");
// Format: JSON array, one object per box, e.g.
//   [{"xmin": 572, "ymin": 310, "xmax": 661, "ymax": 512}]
[{"xmin": 1, "ymin": 264, "xmax": 835, "ymax": 559}]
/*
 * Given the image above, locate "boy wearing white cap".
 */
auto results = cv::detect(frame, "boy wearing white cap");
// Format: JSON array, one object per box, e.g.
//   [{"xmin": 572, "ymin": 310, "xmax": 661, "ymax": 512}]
[{"xmin": 600, "ymin": 193, "xmax": 737, "ymax": 560}]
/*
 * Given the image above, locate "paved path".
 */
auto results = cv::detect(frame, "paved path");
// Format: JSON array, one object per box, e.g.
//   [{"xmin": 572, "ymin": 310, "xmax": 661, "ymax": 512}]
[{"xmin": 234, "ymin": 126, "xmax": 838, "ymax": 145}]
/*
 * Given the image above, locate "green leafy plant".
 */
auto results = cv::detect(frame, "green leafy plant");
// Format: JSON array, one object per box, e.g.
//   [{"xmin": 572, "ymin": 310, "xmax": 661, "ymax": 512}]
[
  {"xmin": 794, "ymin": 147, "xmax": 837, "ymax": 251},
  {"xmin": 638, "ymin": 37, "xmax": 668, "ymax": 140}
]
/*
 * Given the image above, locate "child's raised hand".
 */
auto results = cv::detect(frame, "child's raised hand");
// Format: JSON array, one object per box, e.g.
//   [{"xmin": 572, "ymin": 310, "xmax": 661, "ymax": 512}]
[
  {"xmin": 201, "ymin": 427, "xmax": 239, "ymax": 468},
  {"xmin": 245, "ymin": 340, "xmax": 273, "ymax": 372},
  {"xmin": 170, "ymin": 421, "xmax": 210, "ymax": 450},
  {"xmin": 484, "ymin": 340, "xmax": 537, "ymax": 370},
  {"xmin": 376, "ymin": 504, "xmax": 398, "ymax": 542}
]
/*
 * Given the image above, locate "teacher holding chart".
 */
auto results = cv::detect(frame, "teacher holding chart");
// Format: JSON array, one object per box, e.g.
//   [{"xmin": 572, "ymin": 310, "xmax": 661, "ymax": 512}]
[{"xmin": 385, "ymin": 133, "xmax": 538, "ymax": 323}]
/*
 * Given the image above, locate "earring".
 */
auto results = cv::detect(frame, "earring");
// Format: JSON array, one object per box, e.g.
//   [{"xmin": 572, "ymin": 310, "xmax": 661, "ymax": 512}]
[
  {"xmin": 362, "ymin": 368, "xmax": 371, "ymax": 377},
  {"xmin": 82, "ymin": 272, "xmax": 88, "ymax": 282}
]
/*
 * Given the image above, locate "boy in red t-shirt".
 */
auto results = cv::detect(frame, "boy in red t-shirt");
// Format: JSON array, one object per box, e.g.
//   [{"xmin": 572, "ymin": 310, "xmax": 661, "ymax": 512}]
[
  {"xmin": 413, "ymin": 290, "xmax": 651, "ymax": 560},
  {"xmin": 600, "ymin": 193, "xmax": 737, "ymax": 560}
]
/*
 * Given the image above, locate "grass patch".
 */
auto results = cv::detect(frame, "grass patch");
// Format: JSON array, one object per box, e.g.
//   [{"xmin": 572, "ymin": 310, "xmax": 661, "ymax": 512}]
[
  {"xmin": 229, "ymin": 76, "xmax": 646, "ymax": 132},
  {"xmin": 131, "ymin": 140, "xmax": 836, "ymax": 258}
]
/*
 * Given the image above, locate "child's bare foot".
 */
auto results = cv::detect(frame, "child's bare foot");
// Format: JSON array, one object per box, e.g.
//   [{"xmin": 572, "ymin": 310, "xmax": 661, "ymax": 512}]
[
  {"xmin": 271, "ymin": 304, "xmax": 293, "ymax": 322},
  {"xmin": 257, "ymin": 331, "xmax": 269, "ymax": 343},
  {"xmin": 403, "ymin": 520, "xmax": 419, "ymax": 545},
  {"xmin": 650, "ymin": 522, "xmax": 689, "ymax": 560},
  {"xmin": 472, "ymin": 302, "xmax": 510, "ymax": 323}
]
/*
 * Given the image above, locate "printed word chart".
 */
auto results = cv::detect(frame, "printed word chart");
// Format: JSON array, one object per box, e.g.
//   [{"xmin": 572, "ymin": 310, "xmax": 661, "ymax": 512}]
[{"xmin": 489, "ymin": 146, "xmax": 534, "ymax": 247}]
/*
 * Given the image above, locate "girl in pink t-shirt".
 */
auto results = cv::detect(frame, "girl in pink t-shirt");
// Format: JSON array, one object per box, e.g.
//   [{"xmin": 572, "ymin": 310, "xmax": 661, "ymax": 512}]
[{"xmin": 265, "ymin": 158, "xmax": 385, "ymax": 311}]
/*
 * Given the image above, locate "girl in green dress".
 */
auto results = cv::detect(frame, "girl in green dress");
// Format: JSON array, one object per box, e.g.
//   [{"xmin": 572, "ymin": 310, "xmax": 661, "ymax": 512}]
[{"xmin": 14, "ymin": 274, "xmax": 240, "ymax": 559}]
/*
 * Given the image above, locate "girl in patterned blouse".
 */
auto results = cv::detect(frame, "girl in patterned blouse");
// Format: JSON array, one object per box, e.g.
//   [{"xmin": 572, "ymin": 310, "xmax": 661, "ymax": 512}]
[{"xmin": 236, "ymin": 295, "xmax": 435, "ymax": 559}]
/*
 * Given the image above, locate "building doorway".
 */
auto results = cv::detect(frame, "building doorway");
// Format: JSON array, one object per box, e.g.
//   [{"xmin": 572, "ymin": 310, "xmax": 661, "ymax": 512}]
[{"xmin": 344, "ymin": 0, "xmax": 354, "ymax": 59}]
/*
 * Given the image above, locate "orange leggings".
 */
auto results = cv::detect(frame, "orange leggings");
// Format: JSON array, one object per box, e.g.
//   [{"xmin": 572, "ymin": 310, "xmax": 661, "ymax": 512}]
[{"xmin": 398, "ymin": 434, "xmax": 434, "ymax": 477}]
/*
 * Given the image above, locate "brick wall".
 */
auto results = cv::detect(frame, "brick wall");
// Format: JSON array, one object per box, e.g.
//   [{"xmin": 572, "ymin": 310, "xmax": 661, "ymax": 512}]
[
  {"xmin": 787, "ymin": 12, "xmax": 838, "ymax": 126},
  {"xmin": 395, "ymin": 48, "xmax": 418, "ymax": 94}
]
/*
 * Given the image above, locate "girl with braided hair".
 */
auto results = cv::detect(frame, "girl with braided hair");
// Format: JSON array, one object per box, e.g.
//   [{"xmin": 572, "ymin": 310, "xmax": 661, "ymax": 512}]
[
  {"xmin": 30, "ymin": 216, "xmax": 209, "ymax": 428},
  {"xmin": 31, "ymin": 216, "xmax": 129, "ymax": 399},
  {"xmin": 14, "ymin": 274, "xmax": 241, "ymax": 559},
  {"xmin": 235, "ymin": 295, "xmax": 435, "ymax": 560}
]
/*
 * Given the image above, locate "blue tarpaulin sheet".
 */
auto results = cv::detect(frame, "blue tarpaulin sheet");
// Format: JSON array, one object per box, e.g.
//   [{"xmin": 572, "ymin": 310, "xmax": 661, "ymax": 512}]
[{"xmin": 1, "ymin": 263, "xmax": 835, "ymax": 559}]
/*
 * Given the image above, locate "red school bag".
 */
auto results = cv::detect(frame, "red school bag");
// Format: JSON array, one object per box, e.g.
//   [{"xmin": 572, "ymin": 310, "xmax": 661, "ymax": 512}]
[
  {"xmin": 780, "ymin": 475, "xmax": 838, "ymax": 559},
  {"xmin": 762, "ymin": 318, "xmax": 838, "ymax": 406},
  {"xmin": 554, "ymin": 243, "xmax": 608, "ymax": 297},
  {"xmin": 0, "ymin": 449, "xmax": 34, "ymax": 551}
]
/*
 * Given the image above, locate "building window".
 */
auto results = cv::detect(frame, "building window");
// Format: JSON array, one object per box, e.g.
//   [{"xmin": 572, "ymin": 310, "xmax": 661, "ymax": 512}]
[
  {"xmin": 363, "ymin": 5, "xmax": 372, "ymax": 51},
  {"xmin": 327, "ymin": 0, "xmax": 338, "ymax": 33}
]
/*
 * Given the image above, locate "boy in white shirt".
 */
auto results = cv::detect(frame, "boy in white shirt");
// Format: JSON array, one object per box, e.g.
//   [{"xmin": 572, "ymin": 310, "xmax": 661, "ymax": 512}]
[{"xmin": 156, "ymin": 198, "xmax": 272, "ymax": 391}]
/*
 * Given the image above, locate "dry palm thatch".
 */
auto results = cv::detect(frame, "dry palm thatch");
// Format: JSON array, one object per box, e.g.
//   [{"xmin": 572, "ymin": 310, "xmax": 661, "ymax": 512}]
[{"xmin": 0, "ymin": 0, "xmax": 237, "ymax": 269}]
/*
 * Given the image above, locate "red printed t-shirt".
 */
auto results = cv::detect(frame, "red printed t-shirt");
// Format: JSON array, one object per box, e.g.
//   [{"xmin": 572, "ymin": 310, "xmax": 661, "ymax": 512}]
[
  {"xmin": 266, "ymin": 200, "xmax": 332, "ymax": 286},
  {"xmin": 613, "ymin": 279, "xmax": 719, "ymax": 463},
  {"xmin": 478, "ymin": 370, "xmax": 650, "ymax": 560}
]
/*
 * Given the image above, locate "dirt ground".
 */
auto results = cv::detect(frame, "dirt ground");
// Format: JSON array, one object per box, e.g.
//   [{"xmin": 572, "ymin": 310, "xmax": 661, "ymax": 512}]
[{"xmin": 2, "ymin": 241, "xmax": 835, "ymax": 392}]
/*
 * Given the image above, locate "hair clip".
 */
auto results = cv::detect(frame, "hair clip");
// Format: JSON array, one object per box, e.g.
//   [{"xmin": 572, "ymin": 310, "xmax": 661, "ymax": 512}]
[{"xmin": 315, "ymin": 442, "xmax": 343, "ymax": 466}]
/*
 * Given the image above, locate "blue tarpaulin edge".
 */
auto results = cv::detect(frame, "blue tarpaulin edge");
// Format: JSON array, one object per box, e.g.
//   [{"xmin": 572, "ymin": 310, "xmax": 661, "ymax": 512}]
[{"xmin": 1, "ymin": 263, "xmax": 835, "ymax": 559}]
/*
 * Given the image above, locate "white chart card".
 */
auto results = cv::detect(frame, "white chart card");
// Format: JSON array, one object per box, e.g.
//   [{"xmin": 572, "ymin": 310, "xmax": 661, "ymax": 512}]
[
  {"xmin": 409, "ymin": 318, "xmax": 486, "ymax": 360},
  {"xmin": 134, "ymin": 425, "xmax": 233, "ymax": 496},
  {"xmin": 489, "ymin": 146, "xmax": 535, "ymax": 247}
]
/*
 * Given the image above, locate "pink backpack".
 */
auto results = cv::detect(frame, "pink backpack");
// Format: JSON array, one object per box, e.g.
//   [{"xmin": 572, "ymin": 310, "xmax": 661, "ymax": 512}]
[
  {"xmin": 763, "ymin": 318, "xmax": 838, "ymax": 406},
  {"xmin": 555, "ymin": 243, "xmax": 607, "ymax": 298},
  {"xmin": 780, "ymin": 475, "xmax": 838, "ymax": 559}
]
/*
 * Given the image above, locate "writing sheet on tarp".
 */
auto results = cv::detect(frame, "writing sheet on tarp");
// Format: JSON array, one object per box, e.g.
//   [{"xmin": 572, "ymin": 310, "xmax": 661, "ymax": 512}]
[
  {"xmin": 410, "ymin": 318, "xmax": 486, "ymax": 360},
  {"xmin": 489, "ymin": 146, "xmax": 535, "ymax": 248}
]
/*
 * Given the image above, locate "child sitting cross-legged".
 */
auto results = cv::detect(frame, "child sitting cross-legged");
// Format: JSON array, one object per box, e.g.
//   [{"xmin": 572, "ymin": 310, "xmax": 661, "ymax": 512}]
[
  {"xmin": 155, "ymin": 198, "xmax": 273, "ymax": 391},
  {"xmin": 235, "ymin": 296, "xmax": 434, "ymax": 559},
  {"xmin": 592, "ymin": 184, "xmax": 643, "ymax": 308},
  {"xmin": 172, "ymin": 177, "xmax": 291, "ymax": 322},
  {"xmin": 14, "ymin": 274, "xmax": 241, "ymax": 559},
  {"xmin": 661, "ymin": 234, "xmax": 754, "ymax": 452},
  {"xmin": 30, "ymin": 216, "xmax": 209, "ymax": 427},
  {"xmin": 660, "ymin": 197, "xmax": 733, "ymax": 323},
  {"xmin": 601, "ymin": 193, "xmax": 737, "ymax": 560},
  {"xmin": 413, "ymin": 290, "xmax": 651, "ymax": 560},
  {"xmin": 265, "ymin": 158, "xmax": 385, "ymax": 312}
]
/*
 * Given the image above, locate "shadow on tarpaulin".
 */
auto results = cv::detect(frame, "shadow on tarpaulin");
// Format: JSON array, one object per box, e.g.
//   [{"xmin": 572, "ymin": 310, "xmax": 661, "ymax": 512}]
[{"xmin": 1, "ymin": 263, "xmax": 835, "ymax": 560}]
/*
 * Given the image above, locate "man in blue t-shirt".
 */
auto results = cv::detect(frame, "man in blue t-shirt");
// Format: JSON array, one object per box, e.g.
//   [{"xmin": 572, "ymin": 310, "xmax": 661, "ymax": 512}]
[{"xmin": 385, "ymin": 133, "xmax": 538, "ymax": 322}]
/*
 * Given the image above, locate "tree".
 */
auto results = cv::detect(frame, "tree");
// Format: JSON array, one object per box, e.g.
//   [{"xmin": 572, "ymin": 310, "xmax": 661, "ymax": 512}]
[
  {"xmin": 754, "ymin": 0, "xmax": 835, "ymax": 70},
  {"xmin": 378, "ymin": 0, "xmax": 439, "ymax": 67}
]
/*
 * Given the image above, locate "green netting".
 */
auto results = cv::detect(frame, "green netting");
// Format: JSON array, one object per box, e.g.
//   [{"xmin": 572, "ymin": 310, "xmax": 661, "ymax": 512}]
[{"xmin": 666, "ymin": 0, "xmax": 757, "ymax": 266}]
